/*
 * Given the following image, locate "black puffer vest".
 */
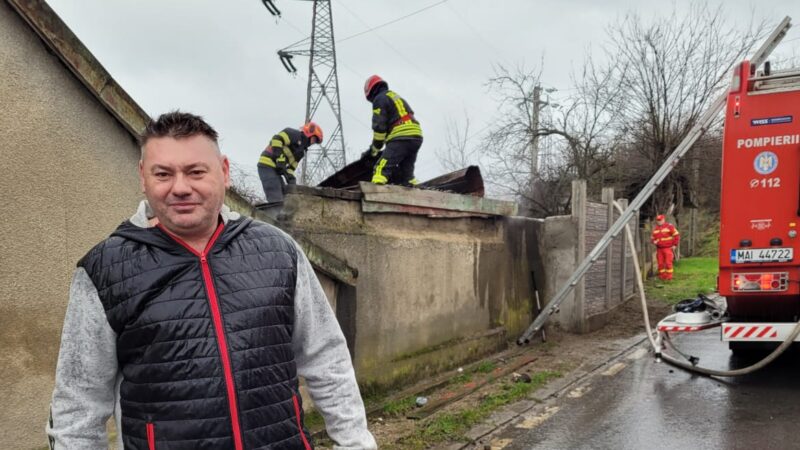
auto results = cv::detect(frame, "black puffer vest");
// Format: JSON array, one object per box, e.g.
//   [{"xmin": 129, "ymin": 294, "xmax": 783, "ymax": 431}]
[{"xmin": 79, "ymin": 217, "xmax": 312, "ymax": 450}]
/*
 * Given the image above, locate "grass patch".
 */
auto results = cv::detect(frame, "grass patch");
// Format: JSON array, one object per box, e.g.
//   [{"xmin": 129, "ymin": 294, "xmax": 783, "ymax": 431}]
[
  {"xmin": 394, "ymin": 370, "xmax": 561, "ymax": 449},
  {"xmin": 474, "ymin": 361, "xmax": 497, "ymax": 374},
  {"xmin": 645, "ymin": 256, "xmax": 718, "ymax": 304},
  {"xmin": 382, "ymin": 396, "xmax": 417, "ymax": 417},
  {"xmin": 450, "ymin": 372, "xmax": 473, "ymax": 385}
]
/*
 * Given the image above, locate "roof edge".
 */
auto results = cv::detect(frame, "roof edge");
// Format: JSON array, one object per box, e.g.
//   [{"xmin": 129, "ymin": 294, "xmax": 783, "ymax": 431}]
[{"xmin": 6, "ymin": 0, "xmax": 149, "ymax": 138}]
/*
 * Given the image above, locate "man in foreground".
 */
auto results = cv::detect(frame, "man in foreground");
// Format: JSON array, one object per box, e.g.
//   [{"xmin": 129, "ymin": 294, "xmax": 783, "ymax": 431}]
[{"xmin": 46, "ymin": 111, "xmax": 375, "ymax": 449}]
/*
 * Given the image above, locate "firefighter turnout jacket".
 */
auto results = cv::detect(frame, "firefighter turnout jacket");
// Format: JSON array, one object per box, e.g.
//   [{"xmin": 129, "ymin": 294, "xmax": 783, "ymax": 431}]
[
  {"xmin": 369, "ymin": 86, "xmax": 423, "ymax": 155},
  {"xmin": 651, "ymin": 222, "xmax": 680, "ymax": 248},
  {"xmin": 258, "ymin": 127, "xmax": 310, "ymax": 181}
]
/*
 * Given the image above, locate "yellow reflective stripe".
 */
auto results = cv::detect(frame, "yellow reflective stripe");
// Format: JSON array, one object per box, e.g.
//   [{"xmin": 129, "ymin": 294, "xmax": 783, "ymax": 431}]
[
  {"xmin": 409, "ymin": 178, "xmax": 419, "ymax": 185},
  {"xmin": 385, "ymin": 91, "xmax": 422, "ymax": 140},
  {"xmin": 258, "ymin": 155, "xmax": 276, "ymax": 167},
  {"xmin": 283, "ymin": 147, "xmax": 297, "ymax": 168},
  {"xmin": 386, "ymin": 91, "xmax": 409, "ymax": 117},
  {"xmin": 372, "ymin": 158, "xmax": 388, "ymax": 184},
  {"xmin": 278, "ymin": 131, "xmax": 291, "ymax": 145},
  {"xmin": 387, "ymin": 122, "xmax": 422, "ymax": 140},
  {"xmin": 659, "ymin": 237, "xmax": 673, "ymax": 241},
  {"xmin": 673, "ymin": 231, "xmax": 680, "ymax": 235},
  {"xmin": 271, "ymin": 139, "xmax": 284, "ymax": 148},
  {"xmin": 373, "ymin": 131, "xmax": 387, "ymax": 141},
  {"xmin": 287, "ymin": 168, "xmax": 295, "ymax": 175},
  {"xmin": 373, "ymin": 108, "xmax": 381, "ymax": 115}
]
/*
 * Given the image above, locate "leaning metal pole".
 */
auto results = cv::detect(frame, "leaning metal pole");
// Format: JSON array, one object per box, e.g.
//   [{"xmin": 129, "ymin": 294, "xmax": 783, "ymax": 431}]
[{"xmin": 518, "ymin": 16, "xmax": 792, "ymax": 345}]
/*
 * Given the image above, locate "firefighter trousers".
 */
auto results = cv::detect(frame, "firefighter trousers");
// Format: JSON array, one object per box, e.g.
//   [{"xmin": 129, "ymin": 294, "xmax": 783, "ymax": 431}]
[
  {"xmin": 258, "ymin": 164, "xmax": 286, "ymax": 205},
  {"xmin": 656, "ymin": 247, "xmax": 674, "ymax": 280},
  {"xmin": 372, "ymin": 138, "xmax": 422, "ymax": 186}
]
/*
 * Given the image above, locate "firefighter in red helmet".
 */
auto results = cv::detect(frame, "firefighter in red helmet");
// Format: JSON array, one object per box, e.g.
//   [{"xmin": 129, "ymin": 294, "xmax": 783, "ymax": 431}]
[
  {"xmin": 360, "ymin": 75, "xmax": 423, "ymax": 186},
  {"xmin": 257, "ymin": 122, "xmax": 323, "ymax": 204},
  {"xmin": 651, "ymin": 214, "xmax": 680, "ymax": 280}
]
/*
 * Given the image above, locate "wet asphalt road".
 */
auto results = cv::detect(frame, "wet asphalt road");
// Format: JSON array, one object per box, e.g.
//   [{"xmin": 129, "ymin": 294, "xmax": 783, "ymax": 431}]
[{"xmin": 501, "ymin": 331, "xmax": 800, "ymax": 450}]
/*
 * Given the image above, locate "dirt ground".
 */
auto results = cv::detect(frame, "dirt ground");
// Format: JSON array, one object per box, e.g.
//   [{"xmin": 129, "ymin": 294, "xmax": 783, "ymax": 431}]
[{"xmin": 339, "ymin": 296, "xmax": 674, "ymax": 449}]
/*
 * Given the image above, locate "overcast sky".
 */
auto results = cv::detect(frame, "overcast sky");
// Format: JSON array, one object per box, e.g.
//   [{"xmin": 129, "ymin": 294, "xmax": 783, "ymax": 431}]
[{"xmin": 47, "ymin": 0, "xmax": 800, "ymax": 197}]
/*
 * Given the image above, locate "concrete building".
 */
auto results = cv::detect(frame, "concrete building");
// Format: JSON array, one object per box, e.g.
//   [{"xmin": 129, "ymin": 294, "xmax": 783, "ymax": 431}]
[
  {"xmin": 278, "ymin": 184, "xmax": 542, "ymax": 391},
  {"xmin": 1, "ymin": 1, "xmax": 147, "ymax": 447}
]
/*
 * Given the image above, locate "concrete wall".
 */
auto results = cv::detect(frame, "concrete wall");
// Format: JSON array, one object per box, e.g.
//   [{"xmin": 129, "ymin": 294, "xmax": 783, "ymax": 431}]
[
  {"xmin": 0, "ymin": 3, "xmax": 144, "ymax": 448},
  {"xmin": 539, "ymin": 181, "xmax": 637, "ymax": 333},
  {"xmin": 279, "ymin": 191, "xmax": 539, "ymax": 391}
]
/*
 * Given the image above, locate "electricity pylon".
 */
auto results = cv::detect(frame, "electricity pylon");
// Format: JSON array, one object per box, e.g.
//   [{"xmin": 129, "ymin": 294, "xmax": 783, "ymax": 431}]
[{"xmin": 270, "ymin": 0, "xmax": 347, "ymax": 185}]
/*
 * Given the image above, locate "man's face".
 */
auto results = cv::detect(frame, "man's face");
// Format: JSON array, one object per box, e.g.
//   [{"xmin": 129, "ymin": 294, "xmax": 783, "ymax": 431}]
[
  {"xmin": 657, "ymin": 218, "xmax": 665, "ymax": 226},
  {"xmin": 139, "ymin": 135, "xmax": 230, "ymax": 239}
]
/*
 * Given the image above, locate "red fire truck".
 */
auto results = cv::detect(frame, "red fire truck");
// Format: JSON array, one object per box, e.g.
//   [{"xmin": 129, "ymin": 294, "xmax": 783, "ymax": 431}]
[{"xmin": 718, "ymin": 60, "xmax": 800, "ymax": 350}]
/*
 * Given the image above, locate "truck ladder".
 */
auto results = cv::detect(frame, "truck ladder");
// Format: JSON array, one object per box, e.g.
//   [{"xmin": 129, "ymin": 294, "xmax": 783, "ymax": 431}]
[
  {"xmin": 752, "ymin": 66, "xmax": 800, "ymax": 92},
  {"xmin": 518, "ymin": 16, "xmax": 793, "ymax": 345}
]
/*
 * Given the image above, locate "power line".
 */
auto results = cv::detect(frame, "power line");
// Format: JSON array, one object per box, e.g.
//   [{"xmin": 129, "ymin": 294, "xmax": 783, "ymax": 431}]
[
  {"xmin": 333, "ymin": 0, "xmax": 437, "ymax": 82},
  {"xmin": 337, "ymin": 0, "xmax": 449, "ymax": 43},
  {"xmin": 444, "ymin": 2, "xmax": 507, "ymax": 61},
  {"xmin": 280, "ymin": 16, "xmax": 308, "ymax": 37},
  {"xmin": 464, "ymin": 120, "xmax": 495, "ymax": 143}
]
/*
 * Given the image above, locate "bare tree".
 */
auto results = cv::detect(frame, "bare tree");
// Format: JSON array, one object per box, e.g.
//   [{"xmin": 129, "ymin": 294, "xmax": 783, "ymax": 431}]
[
  {"xmin": 229, "ymin": 161, "xmax": 265, "ymax": 204},
  {"xmin": 543, "ymin": 55, "xmax": 626, "ymax": 195},
  {"xmin": 481, "ymin": 3, "xmax": 765, "ymax": 219},
  {"xmin": 480, "ymin": 64, "xmax": 545, "ymax": 207},
  {"xmin": 437, "ymin": 111, "xmax": 479, "ymax": 172},
  {"xmin": 606, "ymin": 3, "xmax": 765, "ymax": 216},
  {"xmin": 481, "ymin": 61, "xmax": 624, "ymax": 216}
]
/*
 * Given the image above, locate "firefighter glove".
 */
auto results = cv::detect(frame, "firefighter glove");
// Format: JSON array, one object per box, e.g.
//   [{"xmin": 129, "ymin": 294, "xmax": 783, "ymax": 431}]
[{"xmin": 361, "ymin": 146, "xmax": 382, "ymax": 160}]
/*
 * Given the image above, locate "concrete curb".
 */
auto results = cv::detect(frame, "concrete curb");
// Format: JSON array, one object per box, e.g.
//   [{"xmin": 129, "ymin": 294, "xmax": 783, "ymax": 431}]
[{"xmin": 442, "ymin": 333, "xmax": 649, "ymax": 449}]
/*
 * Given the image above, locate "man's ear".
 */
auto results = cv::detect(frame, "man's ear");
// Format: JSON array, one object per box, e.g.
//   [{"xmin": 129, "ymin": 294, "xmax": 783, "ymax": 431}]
[
  {"xmin": 138, "ymin": 160, "xmax": 146, "ymax": 193},
  {"xmin": 221, "ymin": 155, "xmax": 231, "ymax": 189}
]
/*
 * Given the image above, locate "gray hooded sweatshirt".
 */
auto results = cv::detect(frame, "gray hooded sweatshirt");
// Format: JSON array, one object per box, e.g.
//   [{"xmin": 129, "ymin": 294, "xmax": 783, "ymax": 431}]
[{"xmin": 46, "ymin": 201, "xmax": 377, "ymax": 449}]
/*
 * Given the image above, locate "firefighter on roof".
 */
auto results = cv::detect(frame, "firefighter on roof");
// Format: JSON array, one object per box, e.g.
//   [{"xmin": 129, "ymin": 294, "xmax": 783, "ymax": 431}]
[
  {"xmin": 257, "ymin": 122, "xmax": 322, "ymax": 204},
  {"xmin": 651, "ymin": 214, "xmax": 680, "ymax": 280},
  {"xmin": 360, "ymin": 75, "xmax": 423, "ymax": 186}
]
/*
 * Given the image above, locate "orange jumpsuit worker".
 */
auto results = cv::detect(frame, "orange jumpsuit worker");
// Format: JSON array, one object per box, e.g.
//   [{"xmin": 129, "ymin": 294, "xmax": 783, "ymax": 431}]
[{"xmin": 651, "ymin": 214, "xmax": 680, "ymax": 280}]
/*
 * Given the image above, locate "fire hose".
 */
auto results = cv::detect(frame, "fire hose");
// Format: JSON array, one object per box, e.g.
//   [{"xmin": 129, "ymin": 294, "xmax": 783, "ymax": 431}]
[{"xmin": 614, "ymin": 201, "xmax": 800, "ymax": 377}]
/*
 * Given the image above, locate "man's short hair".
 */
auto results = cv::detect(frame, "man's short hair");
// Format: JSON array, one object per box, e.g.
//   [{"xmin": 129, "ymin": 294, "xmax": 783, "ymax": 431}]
[{"xmin": 140, "ymin": 111, "xmax": 219, "ymax": 148}]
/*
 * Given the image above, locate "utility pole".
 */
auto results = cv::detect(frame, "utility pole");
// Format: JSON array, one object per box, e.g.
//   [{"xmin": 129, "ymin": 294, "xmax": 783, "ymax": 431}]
[
  {"xmin": 529, "ymin": 85, "xmax": 542, "ymax": 193},
  {"xmin": 273, "ymin": 0, "xmax": 347, "ymax": 185}
]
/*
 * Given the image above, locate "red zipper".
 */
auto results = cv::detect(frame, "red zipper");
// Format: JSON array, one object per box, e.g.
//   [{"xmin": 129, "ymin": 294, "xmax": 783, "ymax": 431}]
[
  {"xmin": 146, "ymin": 422, "xmax": 155, "ymax": 450},
  {"xmin": 158, "ymin": 223, "xmax": 244, "ymax": 450},
  {"xmin": 292, "ymin": 394, "xmax": 312, "ymax": 450}
]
